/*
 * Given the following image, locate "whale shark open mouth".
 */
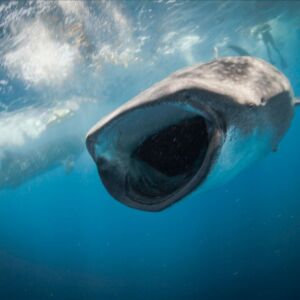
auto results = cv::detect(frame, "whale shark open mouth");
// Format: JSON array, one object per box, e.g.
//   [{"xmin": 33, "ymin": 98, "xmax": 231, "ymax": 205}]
[
  {"xmin": 85, "ymin": 56, "xmax": 295, "ymax": 211},
  {"xmin": 87, "ymin": 95, "xmax": 225, "ymax": 211}
]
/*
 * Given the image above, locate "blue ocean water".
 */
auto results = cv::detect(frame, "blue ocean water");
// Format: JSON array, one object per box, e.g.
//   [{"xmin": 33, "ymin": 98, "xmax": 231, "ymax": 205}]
[{"xmin": 0, "ymin": 1, "xmax": 300, "ymax": 299}]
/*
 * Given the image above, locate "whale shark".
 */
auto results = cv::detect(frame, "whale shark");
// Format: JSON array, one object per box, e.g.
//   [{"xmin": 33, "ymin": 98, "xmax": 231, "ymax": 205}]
[{"xmin": 86, "ymin": 56, "xmax": 299, "ymax": 211}]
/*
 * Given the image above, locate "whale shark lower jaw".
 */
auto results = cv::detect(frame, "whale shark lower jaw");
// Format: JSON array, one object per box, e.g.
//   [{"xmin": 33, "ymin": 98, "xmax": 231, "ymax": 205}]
[{"xmin": 86, "ymin": 93, "xmax": 225, "ymax": 211}]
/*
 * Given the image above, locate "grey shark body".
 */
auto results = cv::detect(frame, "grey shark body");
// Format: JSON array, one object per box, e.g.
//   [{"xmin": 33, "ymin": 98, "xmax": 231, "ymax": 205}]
[
  {"xmin": 86, "ymin": 56, "xmax": 296, "ymax": 211},
  {"xmin": 0, "ymin": 98, "xmax": 99, "ymax": 189}
]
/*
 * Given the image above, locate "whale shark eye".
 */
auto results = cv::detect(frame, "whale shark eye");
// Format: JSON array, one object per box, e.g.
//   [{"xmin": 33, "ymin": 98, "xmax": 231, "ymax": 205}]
[{"xmin": 133, "ymin": 116, "xmax": 208, "ymax": 177}]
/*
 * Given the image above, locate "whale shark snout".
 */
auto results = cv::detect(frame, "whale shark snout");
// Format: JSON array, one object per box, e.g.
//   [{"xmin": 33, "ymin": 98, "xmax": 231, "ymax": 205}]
[{"xmin": 86, "ymin": 56, "xmax": 295, "ymax": 211}]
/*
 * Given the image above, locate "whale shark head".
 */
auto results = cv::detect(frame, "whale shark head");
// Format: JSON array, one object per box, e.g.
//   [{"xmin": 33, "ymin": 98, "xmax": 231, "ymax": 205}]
[{"xmin": 86, "ymin": 56, "xmax": 294, "ymax": 211}]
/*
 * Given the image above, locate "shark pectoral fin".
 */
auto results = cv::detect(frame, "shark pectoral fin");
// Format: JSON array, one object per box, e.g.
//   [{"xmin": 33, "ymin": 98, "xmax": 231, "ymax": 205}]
[{"xmin": 295, "ymin": 98, "xmax": 300, "ymax": 106}]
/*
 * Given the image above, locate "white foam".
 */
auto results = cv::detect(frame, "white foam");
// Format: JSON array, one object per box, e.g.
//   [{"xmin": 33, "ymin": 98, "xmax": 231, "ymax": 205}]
[
  {"xmin": 58, "ymin": 0, "xmax": 88, "ymax": 17},
  {"xmin": 3, "ymin": 20, "xmax": 80, "ymax": 86},
  {"xmin": 90, "ymin": 2, "xmax": 141, "ymax": 68},
  {"xmin": 158, "ymin": 33, "xmax": 204, "ymax": 64},
  {"xmin": 0, "ymin": 99, "xmax": 83, "ymax": 149}
]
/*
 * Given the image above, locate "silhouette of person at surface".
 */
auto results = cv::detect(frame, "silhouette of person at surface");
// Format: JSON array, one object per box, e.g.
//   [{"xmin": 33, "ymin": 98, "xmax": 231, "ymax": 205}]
[{"xmin": 253, "ymin": 23, "xmax": 287, "ymax": 69}]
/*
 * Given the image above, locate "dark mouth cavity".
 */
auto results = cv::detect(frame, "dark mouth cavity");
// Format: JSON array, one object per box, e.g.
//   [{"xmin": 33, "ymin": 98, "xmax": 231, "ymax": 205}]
[
  {"xmin": 126, "ymin": 112, "xmax": 211, "ymax": 204},
  {"xmin": 133, "ymin": 116, "xmax": 209, "ymax": 177}
]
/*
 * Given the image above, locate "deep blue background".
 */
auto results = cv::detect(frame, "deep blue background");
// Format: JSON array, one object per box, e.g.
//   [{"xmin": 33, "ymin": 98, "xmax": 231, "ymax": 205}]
[
  {"xmin": 0, "ymin": 1, "xmax": 300, "ymax": 299},
  {"xmin": 0, "ymin": 114, "xmax": 299, "ymax": 300}
]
